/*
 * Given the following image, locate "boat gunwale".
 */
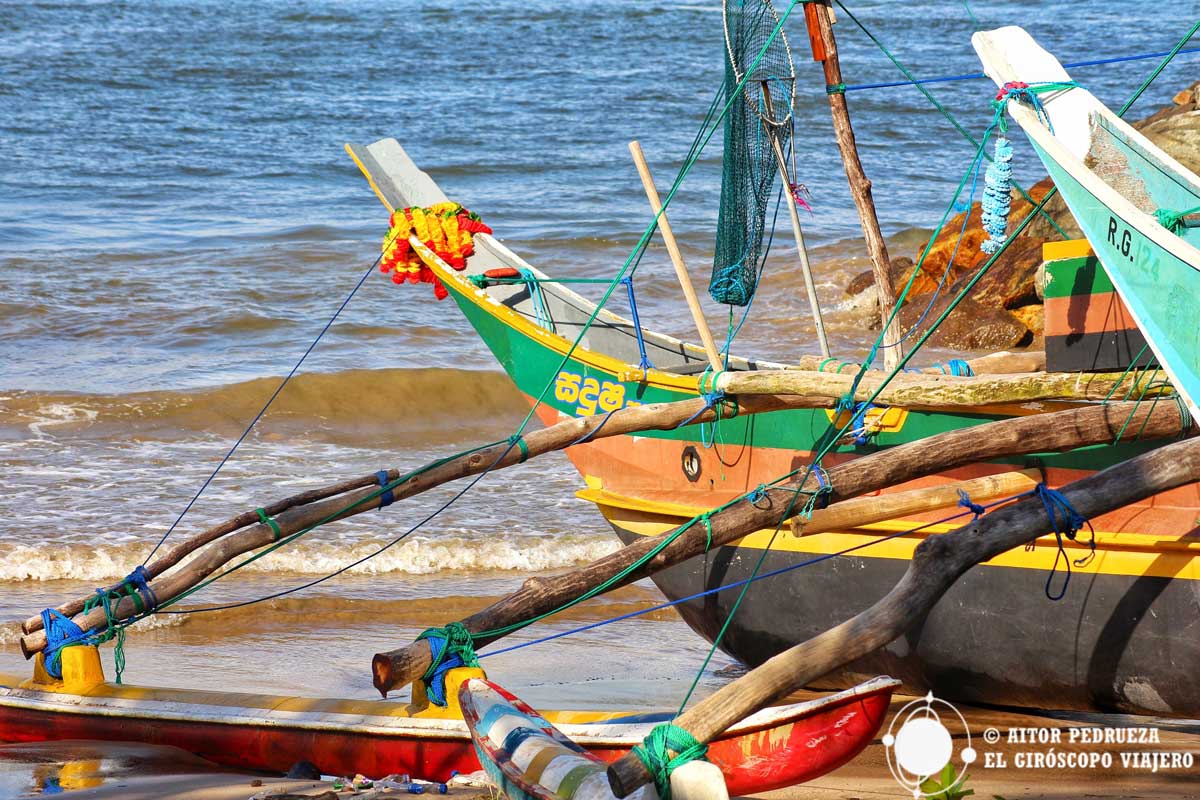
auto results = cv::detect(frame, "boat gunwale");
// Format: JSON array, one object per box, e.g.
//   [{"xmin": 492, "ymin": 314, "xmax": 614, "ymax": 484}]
[{"xmin": 0, "ymin": 675, "xmax": 899, "ymax": 745}]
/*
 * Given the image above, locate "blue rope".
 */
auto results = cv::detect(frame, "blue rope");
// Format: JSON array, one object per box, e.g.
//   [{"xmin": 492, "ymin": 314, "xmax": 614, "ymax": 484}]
[
  {"xmin": 1033, "ymin": 484, "xmax": 1095, "ymax": 601},
  {"xmin": 376, "ymin": 470, "xmax": 395, "ymax": 508},
  {"xmin": 957, "ymin": 489, "xmax": 985, "ymax": 518},
  {"xmin": 519, "ymin": 268, "xmax": 556, "ymax": 332},
  {"xmin": 416, "ymin": 622, "xmax": 480, "ymax": 707},
  {"xmin": 483, "ymin": 492, "xmax": 1017, "ymax": 659},
  {"xmin": 621, "ymin": 277, "xmax": 654, "ymax": 374},
  {"xmin": 837, "ymin": 46, "xmax": 1200, "ymax": 93},
  {"xmin": 40, "ymin": 610, "xmax": 87, "ymax": 680}
]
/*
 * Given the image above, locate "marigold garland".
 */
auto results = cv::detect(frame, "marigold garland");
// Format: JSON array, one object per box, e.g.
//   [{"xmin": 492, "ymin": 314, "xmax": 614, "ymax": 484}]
[{"xmin": 380, "ymin": 202, "xmax": 492, "ymax": 300}]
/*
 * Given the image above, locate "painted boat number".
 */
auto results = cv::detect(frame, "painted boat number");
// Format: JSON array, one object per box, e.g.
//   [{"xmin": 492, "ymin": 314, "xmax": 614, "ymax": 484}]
[
  {"xmin": 554, "ymin": 370, "xmax": 638, "ymax": 416},
  {"xmin": 1106, "ymin": 215, "xmax": 1136, "ymax": 263}
]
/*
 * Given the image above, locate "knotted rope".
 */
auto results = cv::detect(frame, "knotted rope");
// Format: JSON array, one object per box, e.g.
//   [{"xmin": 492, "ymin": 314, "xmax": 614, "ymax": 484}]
[
  {"xmin": 1032, "ymin": 484, "xmax": 1095, "ymax": 601},
  {"xmin": 631, "ymin": 723, "xmax": 709, "ymax": 800},
  {"xmin": 416, "ymin": 622, "xmax": 480, "ymax": 707}
]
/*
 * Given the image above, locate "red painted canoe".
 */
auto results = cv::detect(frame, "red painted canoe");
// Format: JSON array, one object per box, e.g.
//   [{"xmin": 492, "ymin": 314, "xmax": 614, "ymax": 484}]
[{"xmin": 0, "ymin": 669, "xmax": 896, "ymax": 790}]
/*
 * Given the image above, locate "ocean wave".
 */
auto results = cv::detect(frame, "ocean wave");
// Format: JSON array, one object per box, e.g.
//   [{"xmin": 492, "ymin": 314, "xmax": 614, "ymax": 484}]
[
  {"xmin": 0, "ymin": 533, "xmax": 619, "ymax": 583},
  {"xmin": 0, "ymin": 367, "xmax": 525, "ymax": 442},
  {"xmin": 0, "ymin": 585, "xmax": 675, "ymax": 647}
]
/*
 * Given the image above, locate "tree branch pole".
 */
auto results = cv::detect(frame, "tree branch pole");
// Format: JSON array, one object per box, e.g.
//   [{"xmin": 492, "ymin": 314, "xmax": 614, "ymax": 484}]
[
  {"xmin": 606, "ymin": 434, "xmax": 1200, "ymax": 795},
  {"xmin": 806, "ymin": 1, "xmax": 902, "ymax": 369},
  {"xmin": 369, "ymin": 401, "xmax": 1190, "ymax": 695},
  {"xmin": 19, "ymin": 392, "xmax": 826, "ymax": 653}
]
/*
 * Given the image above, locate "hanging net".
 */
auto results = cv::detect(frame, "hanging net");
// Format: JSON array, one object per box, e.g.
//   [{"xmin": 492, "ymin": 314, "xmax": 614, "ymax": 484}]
[{"xmin": 710, "ymin": 0, "xmax": 796, "ymax": 306}]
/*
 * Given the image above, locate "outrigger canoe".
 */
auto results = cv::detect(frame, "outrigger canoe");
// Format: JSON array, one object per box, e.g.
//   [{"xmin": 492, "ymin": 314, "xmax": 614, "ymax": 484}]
[
  {"xmin": 347, "ymin": 139, "xmax": 1200, "ymax": 718},
  {"xmin": 974, "ymin": 26, "xmax": 1200, "ymax": 421},
  {"xmin": 0, "ymin": 652, "xmax": 897, "ymax": 789}
]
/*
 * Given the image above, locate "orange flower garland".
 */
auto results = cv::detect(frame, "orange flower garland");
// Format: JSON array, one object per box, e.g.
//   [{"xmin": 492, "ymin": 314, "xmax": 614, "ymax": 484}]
[{"xmin": 380, "ymin": 202, "xmax": 493, "ymax": 300}]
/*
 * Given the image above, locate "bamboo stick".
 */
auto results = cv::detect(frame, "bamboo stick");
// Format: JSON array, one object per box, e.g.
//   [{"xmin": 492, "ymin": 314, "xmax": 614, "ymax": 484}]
[
  {"xmin": 606, "ymin": 435, "xmax": 1200, "ymax": 795},
  {"xmin": 368, "ymin": 401, "xmax": 1191, "ymax": 696},
  {"xmin": 790, "ymin": 469, "xmax": 1040, "ymax": 537},
  {"xmin": 19, "ymin": 392, "xmax": 826, "ymax": 655},
  {"xmin": 628, "ymin": 140, "xmax": 724, "ymax": 374},
  {"xmin": 808, "ymin": 0, "xmax": 902, "ymax": 370},
  {"xmin": 715, "ymin": 367, "xmax": 1164, "ymax": 407}
]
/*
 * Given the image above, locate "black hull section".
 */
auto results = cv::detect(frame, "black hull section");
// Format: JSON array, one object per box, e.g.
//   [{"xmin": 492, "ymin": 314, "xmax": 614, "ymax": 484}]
[{"xmin": 614, "ymin": 529, "xmax": 1200, "ymax": 718}]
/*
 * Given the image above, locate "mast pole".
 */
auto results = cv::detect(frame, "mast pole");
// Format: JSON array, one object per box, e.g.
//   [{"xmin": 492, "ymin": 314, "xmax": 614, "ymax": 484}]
[
  {"xmin": 760, "ymin": 84, "xmax": 831, "ymax": 358},
  {"xmin": 806, "ymin": 1, "xmax": 903, "ymax": 369}
]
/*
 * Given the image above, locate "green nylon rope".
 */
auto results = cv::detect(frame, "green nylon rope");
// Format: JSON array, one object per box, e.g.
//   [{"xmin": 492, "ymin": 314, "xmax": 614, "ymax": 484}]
[
  {"xmin": 631, "ymin": 723, "xmax": 708, "ymax": 800},
  {"xmin": 256, "ymin": 508, "xmax": 281, "ymax": 541},
  {"xmin": 1155, "ymin": 204, "xmax": 1200, "ymax": 233}
]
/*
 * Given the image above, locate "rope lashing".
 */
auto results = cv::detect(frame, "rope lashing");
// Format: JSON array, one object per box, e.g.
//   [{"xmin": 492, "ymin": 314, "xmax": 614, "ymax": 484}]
[
  {"xmin": 621, "ymin": 277, "xmax": 654, "ymax": 374},
  {"xmin": 518, "ymin": 268, "xmax": 556, "ymax": 332},
  {"xmin": 1154, "ymin": 204, "xmax": 1200, "ymax": 234},
  {"xmin": 256, "ymin": 508, "xmax": 281, "ymax": 542},
  {"xmin": 825, "ymin": 83, "xmax": 846, "ymax": 95},
  {"xmin": 747, "ymin": 483, "xmax": 770, "ymax": 507},
  {"xmin": 1032, "ymin": 484, "xmax": 1095, "ymax": 601},
  {"xmin": 631, "ymin": 723, "xmax": 709, "ymax": 800},
  {"xmin": 507, "ymin": 434, "xmax": 529, "ymax": 463},
  {"xmin": 934, "ymin": 358, "xmax": 974, "ymax": 377},
  {"xmin": 375, "ymin": 471, "xmax": 396, "ymax": 509},
  {"xmin": 957, "ymin": 489, "xmax": 986, "ymax": 518},
  {"xmin": 40, "ymin": 567, "xmax": 161, "ymax": 682},
  {"xmin": 40, "ymin": 609, "xmax": 86, "ymax": 680},
  {"xmin": 416, "ymin": 622, "xmax": 481, "ymax": 707},
  {"xmin": 698, "ymin": 512, "xmax": 714, "ymax": 552}
]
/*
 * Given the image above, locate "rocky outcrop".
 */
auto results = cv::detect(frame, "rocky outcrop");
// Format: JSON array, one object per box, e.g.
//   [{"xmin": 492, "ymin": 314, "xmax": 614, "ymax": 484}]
[{"xmin": 844, "ymin": 81, "xmax": 1200, "ymax": 351}]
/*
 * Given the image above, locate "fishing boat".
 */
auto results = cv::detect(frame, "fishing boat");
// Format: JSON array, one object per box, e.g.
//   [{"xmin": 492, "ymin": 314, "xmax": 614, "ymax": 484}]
[
  {"xmin": 346, "ymin": 134, "xmax": 1200, "ymax": 719},
  {"xmin": 973, "ymin": 25, "xmax": 1200, "ymax": 421},
  {"xmin": 0, "ymin": 650, "xmax": 896, "ymax": 788}
]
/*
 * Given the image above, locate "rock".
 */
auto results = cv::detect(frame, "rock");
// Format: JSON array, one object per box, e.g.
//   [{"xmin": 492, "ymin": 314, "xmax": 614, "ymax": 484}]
[
  {"xmin": 899, "ymin": 295, "xmax": 1031, "ymax": 351},
  {"xmin": 1010, "ymin": 304, "xmax": 1044, "ymax": 337},
  {"xmin": 958, "ymin": 236, "xmax": 1048, "ymax": 310},
  {"xmin": 843, "ymin": 81, "xmax": 1200, "ymax": 320},
  {"xmin": 285, "ymin": 760, "xmax": 323, "ymax": 780}
]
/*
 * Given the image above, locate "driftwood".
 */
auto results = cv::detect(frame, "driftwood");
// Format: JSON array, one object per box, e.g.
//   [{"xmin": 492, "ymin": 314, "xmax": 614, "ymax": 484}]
[
  {"xmin": 19, "ymin": 392, "xmax": 827, "ymax": 654},
  {"xmin": 606, "ymin": 434, "xmax": 1200, "ymax": 795},
  {"xmin": 715, "ymin": 367, "xmax": 1164, "ymax": 407},
  {"xmin": 369, "ymin": 400, "xmax": 1190, "ymax": 695}
]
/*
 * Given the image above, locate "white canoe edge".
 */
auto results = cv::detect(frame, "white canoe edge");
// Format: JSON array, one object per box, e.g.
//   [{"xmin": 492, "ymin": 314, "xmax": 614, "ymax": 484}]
[
  {"xmin": 0, "ymin": 676, "xmax": 898, "ymax": 745},
  {"xmin": 972, "ymin": 25, "xmax": 1200, "ymax": 421}
]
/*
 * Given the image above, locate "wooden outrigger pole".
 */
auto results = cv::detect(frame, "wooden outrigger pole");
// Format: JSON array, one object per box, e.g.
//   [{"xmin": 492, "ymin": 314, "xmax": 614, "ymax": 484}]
[
  {"xmin": 606, "ymin": 434, "xmax": 1200, "ymax": 795},
  {"xmin": 805, "ymin": 1, "xmax": 903, "ymax": 369}
]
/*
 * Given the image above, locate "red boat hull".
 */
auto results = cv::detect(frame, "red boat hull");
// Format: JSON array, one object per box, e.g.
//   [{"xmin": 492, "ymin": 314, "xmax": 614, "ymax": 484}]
[{"xmin": 0, "ymin": 676, "xmax": 896, "ymax": 790}]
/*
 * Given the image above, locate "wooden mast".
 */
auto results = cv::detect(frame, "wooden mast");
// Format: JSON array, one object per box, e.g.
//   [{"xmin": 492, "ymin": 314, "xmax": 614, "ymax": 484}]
[{"xmin": 805, "ymin": 1, "xmax": 902, "ymax": 369}]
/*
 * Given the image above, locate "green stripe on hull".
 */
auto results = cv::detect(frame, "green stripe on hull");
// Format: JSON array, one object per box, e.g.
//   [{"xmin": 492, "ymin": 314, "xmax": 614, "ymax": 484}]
[
  {"xmin": 443, "ymin": 279, "xmax": 1163, "ymax": 473},
  {"xmin": 1032, "ymin": 139, "xmax": 1200, "ymax": 421}
]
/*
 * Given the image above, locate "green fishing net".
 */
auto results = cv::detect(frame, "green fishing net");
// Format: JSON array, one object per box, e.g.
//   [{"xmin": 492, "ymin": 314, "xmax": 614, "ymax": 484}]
[{"xmin": 710, "ymin": 0, "xmax": 795, "ymax": 306}]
